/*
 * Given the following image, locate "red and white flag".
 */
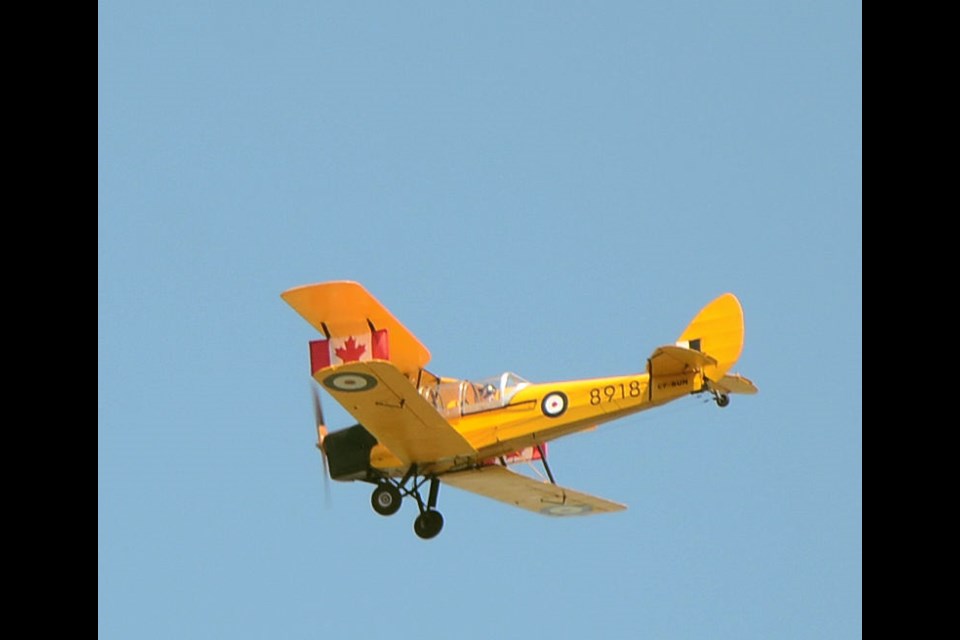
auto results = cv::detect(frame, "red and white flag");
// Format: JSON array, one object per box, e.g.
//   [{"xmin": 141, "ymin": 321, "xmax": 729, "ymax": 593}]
[{"xmin": 309, "ymin": 330, "xmax": 390, "ymax": 374}]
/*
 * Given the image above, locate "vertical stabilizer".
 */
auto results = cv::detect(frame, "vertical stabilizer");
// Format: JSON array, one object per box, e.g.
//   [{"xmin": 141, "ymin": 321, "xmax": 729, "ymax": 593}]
[{"xmin": 675, "ymin": 293, "xmax": 745, "ymax": 382}]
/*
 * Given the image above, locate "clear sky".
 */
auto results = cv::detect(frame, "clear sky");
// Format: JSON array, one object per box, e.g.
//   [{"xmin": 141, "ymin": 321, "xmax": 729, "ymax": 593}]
[{"xmin": 99, "ymin": 2, "xmax": 861, "ymax": 638}]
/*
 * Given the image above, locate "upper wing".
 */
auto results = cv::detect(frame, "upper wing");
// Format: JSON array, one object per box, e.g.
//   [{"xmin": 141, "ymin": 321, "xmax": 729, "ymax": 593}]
[
  {"xmin": 282, "ymin": 281, "xmax": 431, "ymax": 375},
  {"xmin": 318, "ymin": 360, "xmax": 476, "ymax": 464},
  {"xmin": 442, "ymin": 465, "xmax": 625, "ymax": 516}
]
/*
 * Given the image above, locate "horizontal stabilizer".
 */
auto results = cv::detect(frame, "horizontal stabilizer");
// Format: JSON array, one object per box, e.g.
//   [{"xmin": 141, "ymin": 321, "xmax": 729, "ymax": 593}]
[
  {"xmin": 649, "ymin": 345, "xmax": 717, "ymax": 377},
  {"xmin": 709, "ymin": 373, "xmax": 759, "ymax": 395},
  {"xmin": 443, "ymin": 465, "xmax": 625, "ymax": 516}
]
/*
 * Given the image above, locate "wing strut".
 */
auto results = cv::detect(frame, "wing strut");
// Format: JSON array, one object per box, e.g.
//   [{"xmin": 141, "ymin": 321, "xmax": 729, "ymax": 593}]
[{"xmin": 535, "ymin": 444, "xmax": 557, "ymax": 485}]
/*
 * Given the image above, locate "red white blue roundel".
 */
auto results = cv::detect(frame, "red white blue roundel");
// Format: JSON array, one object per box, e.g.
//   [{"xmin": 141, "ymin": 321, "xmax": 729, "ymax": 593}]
[
  {"xmin": 323, "ymin": 371, "xmax": 378, "ymax": 392},
  {"xmin": 541, "ymin": 391, "xmax": 568, "ymax": 418}
]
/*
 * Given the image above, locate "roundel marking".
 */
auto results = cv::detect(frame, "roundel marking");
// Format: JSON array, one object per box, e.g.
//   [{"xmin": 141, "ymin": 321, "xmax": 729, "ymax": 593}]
[
  {"xmin": 541, "ymin": 504, "xmax": 592, "ymax": 516},
  {"xmin": 323, "ymin": 372, "xmax": 378, "ymax": 392},
  {"xmin": 541, "ymin": 391, "xmax": 568, "ymax": 418}
]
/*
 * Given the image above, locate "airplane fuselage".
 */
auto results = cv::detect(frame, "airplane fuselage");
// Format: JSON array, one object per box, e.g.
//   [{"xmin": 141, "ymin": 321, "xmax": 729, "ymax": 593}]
[{"xmin": 363, "ymin": 367, "xmax": 703, "ymax": 476}]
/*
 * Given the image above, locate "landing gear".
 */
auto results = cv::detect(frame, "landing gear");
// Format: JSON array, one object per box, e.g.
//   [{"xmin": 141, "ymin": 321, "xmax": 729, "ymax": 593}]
[
  {"xmin": 414, "ymin": 510, "xmax": 444, "ymax": 539},
  {"xmin": 371, "ymin": 483, "xmax": 402, "ymax": 516},
  {"xmin": 368, "ymin": 467, "xmax": 445, "ymax": 538},
  {"xmin": 414, "ymin": 476, "xmax": 443, "ymax": 539},
  {"xmin": 703, "ymin": 378, "xmax": 731, "ymax": 408}
]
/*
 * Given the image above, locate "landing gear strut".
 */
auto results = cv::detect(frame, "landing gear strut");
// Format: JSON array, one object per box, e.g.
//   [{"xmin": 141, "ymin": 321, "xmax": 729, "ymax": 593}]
[
  {"xmin": 704, "ymin": 379, "xmax": 730, "ymax": 408},
  {"xmin": 368, "ymin": 467, "xmax": 445, "ymax": 539},
  {"xmin": 413, "ymin": 476, "xmax": 443, "ymax": 539}
]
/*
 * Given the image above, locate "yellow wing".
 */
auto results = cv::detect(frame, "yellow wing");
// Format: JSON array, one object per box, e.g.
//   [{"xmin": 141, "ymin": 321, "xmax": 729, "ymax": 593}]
[
  {"xmin": 318, "ymin": 360, "xmax": 476, "ymax": 465},
  {"xmin": 281, "ymin": 281, "xmax": 431, "ymax": 375},
  {"xmin": 443, "ymin": 465, "xmax": 626, "ymax": 516}
]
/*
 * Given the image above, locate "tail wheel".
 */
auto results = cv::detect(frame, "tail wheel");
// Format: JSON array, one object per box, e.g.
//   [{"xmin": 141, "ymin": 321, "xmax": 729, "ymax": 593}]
[
  {"xmin": 371, "ymin": 484, "xmax": 402, "ymax": 516},
  {"xmin": 715, "ymin": 393, "xmax": 730, "ymax": 408}
]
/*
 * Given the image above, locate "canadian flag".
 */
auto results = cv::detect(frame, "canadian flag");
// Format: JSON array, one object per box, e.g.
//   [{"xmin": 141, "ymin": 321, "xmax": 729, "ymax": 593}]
[{"xmin": 309, "ymin": 330, "xmax": 390, "ymax": 374}]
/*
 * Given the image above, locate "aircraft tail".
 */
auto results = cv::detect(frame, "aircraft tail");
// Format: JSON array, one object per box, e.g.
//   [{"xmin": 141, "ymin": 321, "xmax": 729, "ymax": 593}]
[
  {"xmin": 647, "ymin": 293, "xmax": 757, "ymax": 403},
  {"xmin": 675, "ymin": 293, "xmax": 745, "ymax": 382}
]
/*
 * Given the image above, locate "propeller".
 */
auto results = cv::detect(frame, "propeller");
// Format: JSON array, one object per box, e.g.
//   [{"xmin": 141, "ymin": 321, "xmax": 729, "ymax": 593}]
[{"xmin": 311, "ymin": 384, "xmax": 332, "ymax": 506}]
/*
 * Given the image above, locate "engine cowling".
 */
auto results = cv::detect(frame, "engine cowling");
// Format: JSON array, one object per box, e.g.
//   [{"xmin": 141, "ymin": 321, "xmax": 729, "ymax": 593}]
[{"xmin": 323, "ymin": 424, "xmax": 378, "ymax": 481}]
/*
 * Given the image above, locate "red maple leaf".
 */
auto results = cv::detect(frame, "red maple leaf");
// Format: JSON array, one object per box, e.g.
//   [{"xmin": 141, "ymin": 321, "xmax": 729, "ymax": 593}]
[{"xmin": 335, "ymin": 336, "xmax": 366, "ymax": 362}]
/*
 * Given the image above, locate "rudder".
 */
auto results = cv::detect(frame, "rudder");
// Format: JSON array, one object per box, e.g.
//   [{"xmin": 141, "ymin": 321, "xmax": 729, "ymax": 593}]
[{"xmin": 675, "ymin": 293, "xmax": 745, "ymax": 382}]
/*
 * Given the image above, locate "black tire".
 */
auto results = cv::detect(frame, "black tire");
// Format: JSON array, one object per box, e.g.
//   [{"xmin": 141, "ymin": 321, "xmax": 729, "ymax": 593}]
[
  {"xmin": 413, "ymin": 510, "xmax": 444, "ymax": 539},
  {"xmin": 371, "ymin": 484, "xmax": 402, "ymax": 516},
  {"xmin": 716, "ymin": 393, "xmax": 730, "ymax": 408}
]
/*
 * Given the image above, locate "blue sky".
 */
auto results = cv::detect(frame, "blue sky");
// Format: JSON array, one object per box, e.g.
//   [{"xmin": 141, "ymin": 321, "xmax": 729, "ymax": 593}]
[{"xmin": 99, "ymin": 2, "xmax": 861, "ymax": 638}]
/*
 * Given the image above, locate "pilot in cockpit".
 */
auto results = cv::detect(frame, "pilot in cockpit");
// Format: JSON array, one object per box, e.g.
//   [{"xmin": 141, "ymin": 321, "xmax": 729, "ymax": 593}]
[{"xmin": 479, "ymin": 383, "xmax": 498, "ymax": 403}]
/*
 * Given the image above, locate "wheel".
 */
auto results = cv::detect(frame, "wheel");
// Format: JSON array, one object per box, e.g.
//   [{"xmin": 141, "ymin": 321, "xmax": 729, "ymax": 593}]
[
  {"xmin": 715, "ymin": 393, "xmax": 730, "ymax": 408},
  {"xmin": 413, "ymin": 510, "xmax": 444, "ymax": 539},
  {"xmin": 371, "ymin": 483, "xmax": 402, "ymax": 516}
]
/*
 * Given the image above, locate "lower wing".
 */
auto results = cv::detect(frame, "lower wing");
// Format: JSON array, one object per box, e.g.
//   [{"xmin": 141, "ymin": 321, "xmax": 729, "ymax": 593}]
[{"xmin": 442, "ymin": 465, "xmax": 625, "ymax": 516}]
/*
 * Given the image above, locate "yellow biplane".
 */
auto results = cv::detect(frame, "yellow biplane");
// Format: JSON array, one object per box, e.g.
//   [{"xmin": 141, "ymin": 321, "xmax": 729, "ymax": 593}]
[{"xmin": 282, "ymin": 281, "xmax": 757, "ymax": 539}]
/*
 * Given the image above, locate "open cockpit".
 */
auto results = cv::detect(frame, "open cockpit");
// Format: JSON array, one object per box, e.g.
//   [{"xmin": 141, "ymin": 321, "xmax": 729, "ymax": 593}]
[{"xmin": 416, "ymin": 370, "xmax": 530, "ymax": 418}]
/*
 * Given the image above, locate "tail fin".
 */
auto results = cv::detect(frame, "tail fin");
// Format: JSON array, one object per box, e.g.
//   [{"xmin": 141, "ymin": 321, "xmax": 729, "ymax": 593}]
[
  {"xmin": 648, "ymin": 293, "xmax": 757, "ymax": 404},
  {"xmin": 675, "ymin": 293, "xmax": 745, "ymax": 382}
]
